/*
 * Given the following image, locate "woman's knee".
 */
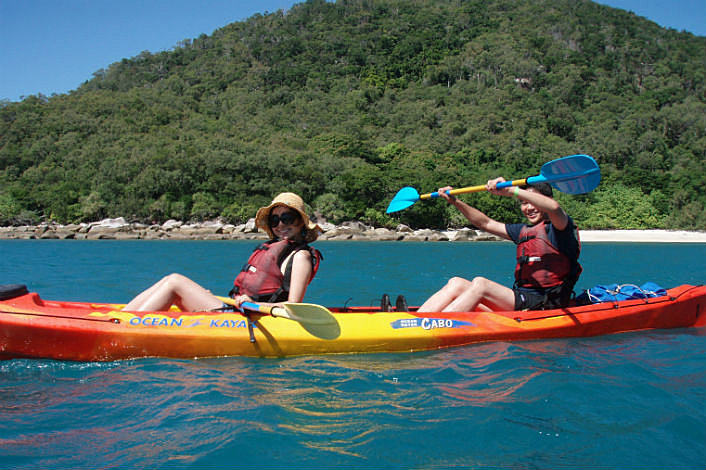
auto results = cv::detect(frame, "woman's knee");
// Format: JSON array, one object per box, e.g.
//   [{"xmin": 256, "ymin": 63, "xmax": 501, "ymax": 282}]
[{"xmin": 161, "ymin": 273, "xmax": 190, "ymax": 289}]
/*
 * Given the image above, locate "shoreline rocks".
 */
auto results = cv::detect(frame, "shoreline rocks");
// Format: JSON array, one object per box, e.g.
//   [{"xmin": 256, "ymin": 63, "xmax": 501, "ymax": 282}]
[
  {"xmin": 3, "ymin": 219, "xmax": 705, "ymax": 243},
  {"xmin": 0, "ymin": 218, "xmax": 505, "ymax": 242}
]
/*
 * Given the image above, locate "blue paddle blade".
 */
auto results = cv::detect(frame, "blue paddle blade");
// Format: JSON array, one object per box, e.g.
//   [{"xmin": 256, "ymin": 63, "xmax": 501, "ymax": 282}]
[
  {"xmin": 530, "ymin": 154, "xmax": 601, "ymax": 194},
  {"xmin": 386, "ymin": 186, "xmax": 421, "ymax": 213}
]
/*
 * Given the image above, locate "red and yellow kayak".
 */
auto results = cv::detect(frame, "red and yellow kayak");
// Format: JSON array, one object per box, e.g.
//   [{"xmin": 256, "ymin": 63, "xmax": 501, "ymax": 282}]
[{"xmin": 1, "ymin": 284, "xmax": 704, "ymax": 362}]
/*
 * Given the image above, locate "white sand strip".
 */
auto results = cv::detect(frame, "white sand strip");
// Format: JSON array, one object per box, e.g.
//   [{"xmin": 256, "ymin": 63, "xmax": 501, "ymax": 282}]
[{"xmin": 580, "ymin": 230, "xmax": 706, "ymax": 243}]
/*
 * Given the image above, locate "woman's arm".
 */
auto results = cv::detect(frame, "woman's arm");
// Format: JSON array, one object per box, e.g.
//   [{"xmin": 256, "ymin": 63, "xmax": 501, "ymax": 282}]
[{"xmin": 286, "ymin": 249, "xmax": 313, "ymax": 303}]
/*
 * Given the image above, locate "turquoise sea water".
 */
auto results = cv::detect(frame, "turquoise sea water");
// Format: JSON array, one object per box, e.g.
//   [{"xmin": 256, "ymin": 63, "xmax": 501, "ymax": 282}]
[{"xmin": 1, "ymin": 240, "xmax": 705, "ymax": 469}]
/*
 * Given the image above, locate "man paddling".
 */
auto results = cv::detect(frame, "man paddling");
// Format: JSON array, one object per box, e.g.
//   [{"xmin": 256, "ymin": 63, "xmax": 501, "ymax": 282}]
[{"xmin": 418, "ymin": 178, "xmax": 581, "ymax": 312}]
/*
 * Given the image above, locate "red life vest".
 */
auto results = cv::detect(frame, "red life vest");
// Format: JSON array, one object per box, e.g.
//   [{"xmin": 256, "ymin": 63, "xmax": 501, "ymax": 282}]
[
  {"xmin": 514, "ymin": 221, "xmax": 581, "ymax": 289},
  {"xmin": 231, "ymin": 240, "xmax": 322, "ymax": 302}
]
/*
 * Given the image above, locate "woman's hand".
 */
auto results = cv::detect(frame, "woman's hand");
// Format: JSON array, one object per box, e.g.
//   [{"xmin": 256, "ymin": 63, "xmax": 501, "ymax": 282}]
[{"xmin": 233, "ymin": 294, "xmax": 253, "ymax": 307}]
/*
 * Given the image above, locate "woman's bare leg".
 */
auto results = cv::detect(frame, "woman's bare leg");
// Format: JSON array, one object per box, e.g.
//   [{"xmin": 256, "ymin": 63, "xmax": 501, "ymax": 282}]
[
  {"xmin": 123, "ymin": 273, "xmax": 223, "ymax": 312},
  {"xmin": 123, "ymin": 275, "xmax": 171, "ymax": 310}
]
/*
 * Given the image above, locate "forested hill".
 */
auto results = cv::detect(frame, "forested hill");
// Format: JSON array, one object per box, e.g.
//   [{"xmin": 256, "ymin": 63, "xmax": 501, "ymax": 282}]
[{"xmin": 1, "ymin": 0, "xmax": 705, "ymax": 230}]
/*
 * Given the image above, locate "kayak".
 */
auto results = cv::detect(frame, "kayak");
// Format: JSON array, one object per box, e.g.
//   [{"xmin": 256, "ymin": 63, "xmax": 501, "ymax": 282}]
[{"xmin": 1, "ymin": 284, "xmax": 704, "ymax": 362}]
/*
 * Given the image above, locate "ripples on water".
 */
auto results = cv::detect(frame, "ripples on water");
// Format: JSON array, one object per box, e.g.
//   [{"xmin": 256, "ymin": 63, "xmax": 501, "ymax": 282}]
[
  {"xmin": 1, "ymin": 241, "xmax": 705, "ymax": 468},
  {"xmin": 2, "ymin": 331, "xmax": 704, "ymax": 469}
]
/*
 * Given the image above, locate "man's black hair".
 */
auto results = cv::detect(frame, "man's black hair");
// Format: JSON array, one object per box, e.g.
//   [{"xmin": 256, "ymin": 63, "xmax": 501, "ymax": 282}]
[{"xmin": 527, "ymin": 182, "xmax": 553, "ymax": 198}]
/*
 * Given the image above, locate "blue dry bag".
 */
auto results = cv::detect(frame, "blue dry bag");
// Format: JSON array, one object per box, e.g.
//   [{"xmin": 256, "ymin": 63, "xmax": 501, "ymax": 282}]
[{"xmin": 576, "ymin": 282, "xmax": 667, "ymax": 304}]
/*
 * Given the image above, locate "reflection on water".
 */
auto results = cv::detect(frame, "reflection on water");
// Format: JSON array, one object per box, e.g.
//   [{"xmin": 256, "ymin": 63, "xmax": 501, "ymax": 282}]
[{"xmin": 1, "ymin": 330, "xmax": 705, "ymax": 468}]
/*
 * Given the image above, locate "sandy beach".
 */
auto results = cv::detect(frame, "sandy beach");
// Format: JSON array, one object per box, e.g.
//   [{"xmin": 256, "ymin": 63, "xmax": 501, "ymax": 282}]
[{"xmin": 579, "ymin": 230, "xmax": 706, "ymax": 243}]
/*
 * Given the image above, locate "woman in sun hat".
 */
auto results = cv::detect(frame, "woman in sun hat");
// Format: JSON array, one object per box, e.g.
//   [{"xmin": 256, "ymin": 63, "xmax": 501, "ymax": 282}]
[
  {"xmin": 123, "ymin": 192, "xmax": 323, "ymax": 312},
  {"xmin": 253, "ymin": 192, "xmax": 322, "ymax": 243}
]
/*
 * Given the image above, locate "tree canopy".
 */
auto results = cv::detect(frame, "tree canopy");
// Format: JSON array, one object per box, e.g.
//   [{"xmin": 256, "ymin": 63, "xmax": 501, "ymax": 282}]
[{"xmin": 1, "ymin": 0, "xmax": 705, "ymax": 230}]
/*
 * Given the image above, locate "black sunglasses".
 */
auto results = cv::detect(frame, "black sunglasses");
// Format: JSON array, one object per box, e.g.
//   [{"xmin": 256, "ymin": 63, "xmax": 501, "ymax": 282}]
[{"xmin": 269, "ymin": 211, "xmax": 299, "ymax": 227}]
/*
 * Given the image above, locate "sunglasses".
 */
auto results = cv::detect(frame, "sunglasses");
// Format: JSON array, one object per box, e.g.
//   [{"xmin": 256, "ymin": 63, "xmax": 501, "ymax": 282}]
[{"xmin": 269, "ymin": 211, "xmax": 299, "ymax": 227}]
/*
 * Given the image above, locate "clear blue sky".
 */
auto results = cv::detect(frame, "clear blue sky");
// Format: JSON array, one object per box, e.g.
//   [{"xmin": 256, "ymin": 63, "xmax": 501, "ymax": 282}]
[{"xmin": 1, "ymin": 0, "xmax": 704, "ymax": 102}]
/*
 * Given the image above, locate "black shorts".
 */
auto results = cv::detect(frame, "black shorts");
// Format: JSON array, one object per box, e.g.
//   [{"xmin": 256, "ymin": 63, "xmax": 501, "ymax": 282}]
[{"xmin": 513, "ymin": 285, "xmax": 568, "ymax": 311}]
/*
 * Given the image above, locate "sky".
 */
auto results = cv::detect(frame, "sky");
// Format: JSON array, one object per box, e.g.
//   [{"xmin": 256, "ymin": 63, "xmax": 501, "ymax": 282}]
[{"xmin": 1, "ymin": 0, "xmax": 704, "ymax": 102}]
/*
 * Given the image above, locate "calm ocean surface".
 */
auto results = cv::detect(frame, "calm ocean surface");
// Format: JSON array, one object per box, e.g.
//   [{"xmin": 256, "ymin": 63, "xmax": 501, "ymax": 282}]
[{"xmin": 1, "ymin": 240, "xmax": 705, "ymax": 469}]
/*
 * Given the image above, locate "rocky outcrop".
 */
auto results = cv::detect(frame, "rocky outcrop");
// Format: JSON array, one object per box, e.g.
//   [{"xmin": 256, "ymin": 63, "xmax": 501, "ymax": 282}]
[{"xmin": 0, "ymin": 218, "xmax": 505, "ymax": 242}]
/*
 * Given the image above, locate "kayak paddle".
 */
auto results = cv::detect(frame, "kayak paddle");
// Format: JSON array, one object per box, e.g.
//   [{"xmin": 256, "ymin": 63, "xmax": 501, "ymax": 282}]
[
  {"xmin": 218, "ymin": 296, "xmax": 341, "ymax": 340},
  {"xmin": 386, "ymin": 154, "xmax": 600, "ymax": 213}
]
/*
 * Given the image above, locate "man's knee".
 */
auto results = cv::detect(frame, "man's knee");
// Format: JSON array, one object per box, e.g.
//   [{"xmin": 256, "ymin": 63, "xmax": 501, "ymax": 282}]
[
  {"xmin": 447, "ymin": 276, "xmax": 472, "ymax": 292},
  {"xmin": 469, "ymin": 276, "xmax": 493, "ymax": 292},
  {"xmin": 470, "ymin": 276, "xmax": 509, "ymax": 301}
]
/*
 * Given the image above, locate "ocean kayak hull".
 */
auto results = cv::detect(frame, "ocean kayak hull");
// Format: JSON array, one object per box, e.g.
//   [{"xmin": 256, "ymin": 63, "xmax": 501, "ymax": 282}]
[{"xmin": 0, "ymin": 284, "xmax": 704, "ymax": 361}]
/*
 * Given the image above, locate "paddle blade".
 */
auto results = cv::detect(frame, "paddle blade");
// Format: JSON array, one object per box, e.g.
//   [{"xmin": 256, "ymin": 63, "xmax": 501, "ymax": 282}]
[
  {"xmin": 537, "ymin": 154, "xmax": 601, "ymax": 194},
  {"xmin": 386, "ymin": 187, "xmax": 421, "ymax": 213},
  {"xmin": 279, "ymin": 303, "xmax": 341, "ymax": 340},
  {"xmin": 231, "ymin": 297, "xmax": 341, "ymax": 340}
]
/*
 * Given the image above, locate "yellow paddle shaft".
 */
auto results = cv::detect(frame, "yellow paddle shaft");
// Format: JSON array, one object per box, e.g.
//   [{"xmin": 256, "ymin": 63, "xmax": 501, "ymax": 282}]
[{"xmin": 419, "ymin": 178, "xmax": 528, "ymax": 200}]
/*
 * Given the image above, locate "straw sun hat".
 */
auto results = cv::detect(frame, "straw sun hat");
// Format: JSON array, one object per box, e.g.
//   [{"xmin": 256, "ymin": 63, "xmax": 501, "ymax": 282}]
[{"xmin": 255, "ymin": 192, "xmax": 322, "ymax": 243}]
